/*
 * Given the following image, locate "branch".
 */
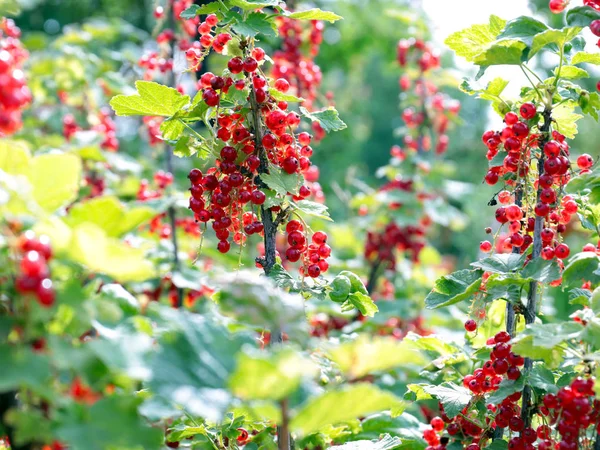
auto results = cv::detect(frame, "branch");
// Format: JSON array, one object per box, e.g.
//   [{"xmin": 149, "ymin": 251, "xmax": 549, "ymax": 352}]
[
  {"xmin": 247, "ymin": 44, "xmax": 291, "ymax": 450},
  {"xmin": 520, "ymin": 107, "xmax": 552, "ymax": 429}
]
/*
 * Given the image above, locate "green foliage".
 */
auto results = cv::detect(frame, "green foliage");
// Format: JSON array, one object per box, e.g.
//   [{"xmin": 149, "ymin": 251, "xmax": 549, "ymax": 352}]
[
  {"xmin": 110, "ymin": 81, "xmax": 190, "ymax": 117},
  {"xmin": 425, "ymin": 269, "xmax": 483, "ymax": 309},
  {"xmin": 300, "ymin": 106, "xmax": 348, "ymax": 133}
]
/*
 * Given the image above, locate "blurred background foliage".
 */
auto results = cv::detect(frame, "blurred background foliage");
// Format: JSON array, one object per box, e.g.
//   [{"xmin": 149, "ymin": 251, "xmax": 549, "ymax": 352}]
[{"xmin": 9, "ymin": 0, "xmax": 600, "ymax": 320}]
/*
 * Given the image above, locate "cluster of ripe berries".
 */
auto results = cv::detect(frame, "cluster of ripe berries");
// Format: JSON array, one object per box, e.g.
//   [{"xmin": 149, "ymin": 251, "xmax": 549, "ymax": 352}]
[
  {"xmin": 144, "ymin": 271, "xmax": 213, "ymax": 309},
  {"xmin": 137, "ymin": 170, "xmax": 200, "ymax": 240},
  {"xmin": 423, "ymin": 331, "xmax": 528, "ymax": 450},
  {"xmin": 272, "ymin": 16, "xmax": 325, "ymax": 113},
  {"xmin": 185, "ymin": 14, "xmax": 232, "ymax": 70},
  {"xmin": 397, "ymin": 39, "xmax": 460, "ymax": 155},
  {"xmin": 0, "ymin": 18, "xmax": 31, "ymax": 136},
  {"xmin": 284, "ymin": 220, "xmax": 331, "ymax": 278},
  {"xmin": 480, "ymin": 104, "xmax": 586, "ymax": 260},
  {"xmin": 14, "ymin": 231, "xmax": 55, "ymax": 307},
  {"xmin": 539, "ymin": 377, "xmax": 599, "ymax": 450},
  {"xmin": 63, "ymin": 108, "xmax": 119, "ymax": 151},
  {"xmin": 186, "ymin": 35, "xmax": 323, "ymax": 261}
]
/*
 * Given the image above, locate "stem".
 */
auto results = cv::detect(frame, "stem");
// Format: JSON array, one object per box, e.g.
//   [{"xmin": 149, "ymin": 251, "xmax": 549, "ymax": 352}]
[
  {"xmin": 520, "ymin": 65, "xmax": 544, "ymax": 104},
  {"xmin": 520, "ymin": 107, "xmax": 553, "ymax": 429},
  {"xmin": 366, "ymin": 259, "xmax": 383, "ymax": 295},
  {"xmin": 166, "ymin": 4, "xmax": 184, "ymax": 307},
  {"xmin": 246, "ymin": 41, "xmax": 291, "ymax": 450},
  {"xmin": 248, "ymin": 82, "xmax": 279, "ymax": 275}
]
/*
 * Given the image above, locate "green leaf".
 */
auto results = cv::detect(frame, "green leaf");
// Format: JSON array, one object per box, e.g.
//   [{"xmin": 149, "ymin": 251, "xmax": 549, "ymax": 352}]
[
  {"xmin": 581, "ymin": 91, "xmax": 600, "ymax": 121},
  {"xmin": 356, "ymin": 412, "xmax": 427, "ymax": 445},
  {"xmin": 179, "ymin": 3, "xmax": 223, "ymax": 19},
  {"xmin": 160, "ymin": 117, "xmax": 185, "ymax": 140},
  {"xmin": 300, "ymin": 106, "xmax": 347, "ymax": 133},
  {"xmin": 512, "ymin": 322, "xmax": 584, "ymax": 366},
  {"xmin": 29, "ymin": 153, "xmax": 82, "ymax": 212},
  {"xmin": 487, "ymin": 377, "xmax": 525, "ymax": 404},
  {"xmin": 229, "ymin": 348, "xmax": 316, "ymax": 401},
  {"xmin": 232, "ymin": 12, "xmax": 277, "ymax": 38},
  {"xmin": 550, "ymin": 101, "xmax": 583, "ymax": 139},
  {"xmin": 327, "ymin": 335, "xmax": 427, "ymax": 380},
  {"xmin": 346, "ymin": 291, "xmax": 379, "ymax": 317},
  {"xmin": 99, "ymin": 283, "xmax": 140, "ymax": 316},
  {"xmin": 425, "ymin": 269, "xmax": 483, "ymax": 309},
  {"xmin": 555, "ymin": 65, "xmax": 589, "ymax": 80},
  {"xmin": 459, "ymin": 77, "xmax": 510, "ymax": 116},
  {"xmin": 287, "ymin": 8, "xmax": 343, "ymax": 23},
  {"xmin": 294, "ymin": 200, "xmax": 332, "ymax": 221},
  {"xmin": 444, "ymin": 15, "xmax": 507, "ymax": 62},
  {"xmin": 529, "ymin": 364, "xmax": 558, "ymax": 394},
  {"xmin": 66, "ymin": 196, "xmax": 155, "ymax": 237},
  {"xmin": 261, "ymin": 169, "xmax": 301, "ymax": 196},
  {"xmin": 228, "ymin": 0, "xmax": 280, "ymax": 9},
  {"xmin": 270, "ymin": 89, "xmax": 304, "ymax": 103},
  {"xmin": 171, "ymin": 266, "xmax": 206, "ymax": 291},
  {"xmin": 167, "ymin": 423, "xmax": 209, "ymax": 442},
  {"xmin": 214, "ymin": 272, "xmax": 306, "ymax": 334},
  {"xmin": 472, "ymin": 253, "xmax": 526, "ymax": 274},
  {"xmin": 485, "ymin": 441, "xmax": 508, "ymax": 450},
  {"xmin": 268, "ymin": 263, "xmax": 298, "ymax": 290},
  {"xmin": 520, "ymin": 258, "xmax": 561, "ymax": 283},
  {"xmin": 472, "ymin": 40, "xmax": 528, "ymax": 74},
  {"xmin": 566, "ymin": 6, "xmax": 600, "ymax": 27},
  {"xmin": 69, "ymin": 223, "xmax": 155, "ymax": 282},
  {"xmin": 563, "ymin": 252, "xmax": 600, "ymax": 287},
  {"xmin": 148, "ymin": 308, "xmax": 254, "ymax": 421},
  {"xmin": 497, "ymin": 16, "xmax": 548, "ymax": 47},
  {"xmin": 291, "ymin": 384, "xmax": 404, "ymax": 435},
  {"xmin": 110, "ymin": 81, "xmax": 190, "ymax": 117},
  {"xmin": 56, "ymin": 396, "xmax": 163, "ymax": 450},
  {"xmin": 569, "ymin": 287, "xmax": 592, "ymax": 306},
  {"xmin": 485, "ymin": 275, "xmax": 525, "ymax": 303},
  {"xmin": 530, "ymin": 27, "xmax": 582, "ymax": 59},
  {"xmin": 0, "ymin": 0, "xmax": 21, "ymax": 16},
  {"xmin": 0, "ymin": 344, "xmax": 51, "ymax": 394},
  {"xmin": 420, "ymin": 383, "xmax": 471, "ymax": 418},
  {"xmin": 180, "ymin": 5, "xmax": 200, "ymax": 19},
  {"xmin": 330, "ymin": 435, "xmax": 403, "ymax": 450},
  {"xmin": 572, "ymin": 51, "xmax": 600, "ymax": 65}
]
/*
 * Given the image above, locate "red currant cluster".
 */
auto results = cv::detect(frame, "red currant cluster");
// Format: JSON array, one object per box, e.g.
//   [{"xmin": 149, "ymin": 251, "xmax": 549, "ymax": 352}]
[
  {"xmin": 479, "ymin": 105, "xmax": 583, "ymax": 261},
  {"xmin": 150, "ymin": 274, "xmax": 213, "ymax": 309},
  {"xmin": 185, "ymin": 42, "xmax": 325, "ymax": 269},
  {"xmin": 63, "ymin": 108, "xmax": 119, "ymax": 151},
  {"xmin": 138, "ymin": 50, "xmax": 174, "ymax": 81},
  {"xmin": 538, "ymin": 377, "xmax": 598, "ymax": 450},
  {"xmin": 309, "ymin": 313, "xmax": 349, "ymax": 337},
  {"xmin": 0, "ymin": 18, "xmax": 31, "ymax": 136},
  {"xmin": 423, "ymin": 331, "xmax": 526, "ymax": 450},
  {"xmin": 14, "ymin": 231, "xmax": 55, "ymax": 307},
  {"xmin": 272, "ymin": 16, "xmax": 324, "ymax": 112},
  {"xmin": 284, "ymin": 220, "xmax": 331, "ymax": 277},
  {"xmin": 185, "ymin": 14, "xmax": 231, "ymax": 70},
  {"xmin": 138, "ymin": 171, "xmax": 202, "ymax": 240}
]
